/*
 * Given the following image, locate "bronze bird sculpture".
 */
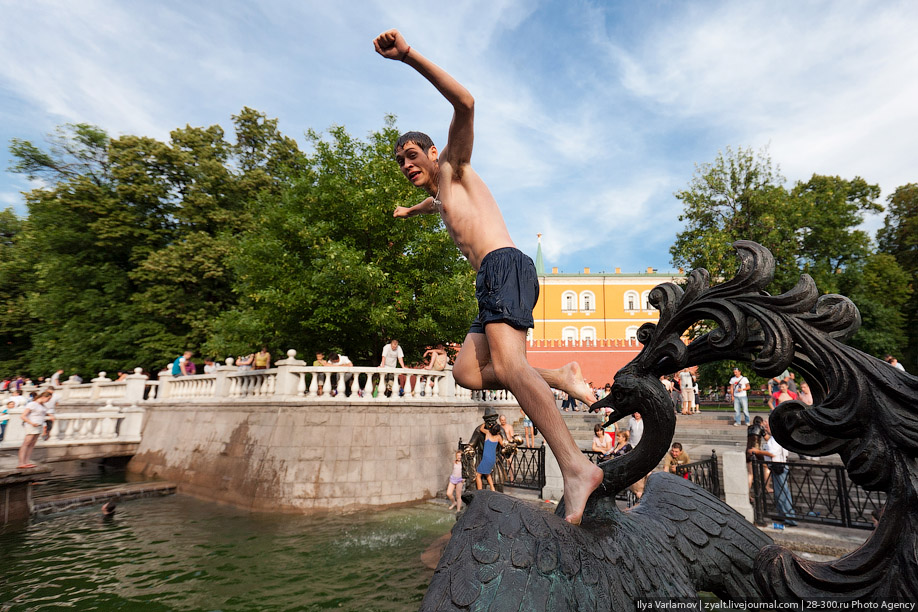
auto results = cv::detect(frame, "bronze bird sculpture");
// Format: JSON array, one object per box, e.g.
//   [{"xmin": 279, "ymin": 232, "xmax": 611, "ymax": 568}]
[
  {"xmin": 420, "ymin": 248, "xmax": 776, "ymax": 610},
  {"xmin": 422, "ymin": 241, "xmax": 917, "ymax": 609}
]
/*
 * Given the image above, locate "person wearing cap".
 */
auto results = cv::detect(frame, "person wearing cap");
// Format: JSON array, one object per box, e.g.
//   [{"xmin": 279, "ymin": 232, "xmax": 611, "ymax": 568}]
[{"xmin": 0, "ymin": 399, "xmax": 12, "ymax": 442}]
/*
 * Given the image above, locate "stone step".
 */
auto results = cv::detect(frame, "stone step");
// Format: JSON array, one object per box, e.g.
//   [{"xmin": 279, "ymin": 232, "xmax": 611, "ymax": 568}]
[{"xmin": 32, "ymin": 481, "xmax": 177, "ymax": 516}]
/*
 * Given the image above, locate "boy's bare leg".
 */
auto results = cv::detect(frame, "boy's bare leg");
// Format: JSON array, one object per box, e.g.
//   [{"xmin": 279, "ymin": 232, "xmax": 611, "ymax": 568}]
[
  {"xmin": 454, "ymin": 333, "xmax": 595, "ymax": 405},
  {"xmin": 483, "ymin": 323, "xmax": 602, "ymax": 524}
]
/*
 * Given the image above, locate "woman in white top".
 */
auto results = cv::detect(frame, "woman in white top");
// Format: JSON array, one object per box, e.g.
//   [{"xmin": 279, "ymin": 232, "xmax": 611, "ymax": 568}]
[{"xmin": 18, "ymin": 390, "xmax": 53, "ymax": 468}]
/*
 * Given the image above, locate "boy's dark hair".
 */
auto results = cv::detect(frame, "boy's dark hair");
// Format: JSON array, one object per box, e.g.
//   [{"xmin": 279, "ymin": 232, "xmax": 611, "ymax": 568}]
[
  {"xmin": 489, "ymin": 423, "xmax": 502, "ymax": 436},
  {"xmin": 393, "ymin": 131, "xmax": 435, "ymax": 157},
  {"xmin": 671, "ymin": 442, "xmax": 683, "ymax": 451},
  {"xmin": 753, "ymin": 416, "xmax": 764, "ymax": 425}
]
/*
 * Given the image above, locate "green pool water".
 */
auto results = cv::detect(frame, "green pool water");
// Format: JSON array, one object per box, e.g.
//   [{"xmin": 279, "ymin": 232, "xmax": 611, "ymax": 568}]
[{"xmin": 0, "ymin": 494, "xmax": 453, "ymax": 611}]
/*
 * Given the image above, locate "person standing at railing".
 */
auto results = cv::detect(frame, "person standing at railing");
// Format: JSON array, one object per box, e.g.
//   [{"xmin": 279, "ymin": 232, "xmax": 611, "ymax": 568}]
[
  {"xmin": 253, "ymin": 347, "xmax": 271, "ymax": 371},
  {"xmin": 758, "ymin": 427, "xmax": 797, "ymax": 527},
  {"xmin": 237, "ymin": 353, "xmax": 255, "ymax": 371},
  {"xmin": 1, "ymin": 399, "xmax": 11, "ymax": 442},
  {"xmin": 171, "ymin": 351, "xmax": 193, "ymax": 377},
  {"xmin": 520, "ymin": 408, "xmax": 534, "ymax": 447},
  {"xmin": 18, "ymin": 390, "xmax": 53, "ymax": 468},
  {"xmin": 8, "ymin": 389, "xmax": 26, "ymax": 409},
  {"xmin": 42, "ymin": 386, "xmax": 62, "ymax": 441},
  {"xmin": 379, "ymin": 339, "xmax": 405, "ymax": 396},
  {"xmin": 312, "ymin": 352, "xmax": 329, "ymax": 395},
  {"xmin": 327, "ymin": 353, "xmax": 353, "ymax": 396},
  {"xmin": 203, "ymin": 358, "xmax": 217, "ymax": 374},
  {"xmin": 50, "ymin": 368, "xmax": 63, "ymax": 387}
]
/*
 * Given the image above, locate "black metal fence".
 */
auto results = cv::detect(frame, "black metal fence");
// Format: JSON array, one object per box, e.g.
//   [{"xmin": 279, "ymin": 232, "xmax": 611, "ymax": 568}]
[
  {"xmin": 458, "ymin": 440, "xmax": 545, "ymax": 498},
  {"xmin": 751, "ymin": 460, "xmax": 885, "ymax": 529},
  {"xmin": 676, "ymin": 450, "xmax": 722, "ymax": 498}
]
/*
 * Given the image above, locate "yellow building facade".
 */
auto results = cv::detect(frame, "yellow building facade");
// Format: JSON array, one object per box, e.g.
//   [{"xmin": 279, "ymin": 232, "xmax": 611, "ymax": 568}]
[{"xmin": 529, "ymin": 237, "xmax": 683, "ymax": 343}]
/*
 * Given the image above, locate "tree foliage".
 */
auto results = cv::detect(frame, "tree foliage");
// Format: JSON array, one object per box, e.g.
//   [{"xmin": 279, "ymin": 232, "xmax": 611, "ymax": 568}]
[
  {"xmin": 4, "ymin": 114, "xmax": 475, "ymax": 376},
  {"xmin": 207, "ymin": 119, "xmax": 477, "ymax": 364},
  {"xmin": 671, "ymin": 146, "xmax": 911, "ymax": 376},
  {"xmin": 877, "ymin": 184, "xmax": 918, "ymax": 370}
]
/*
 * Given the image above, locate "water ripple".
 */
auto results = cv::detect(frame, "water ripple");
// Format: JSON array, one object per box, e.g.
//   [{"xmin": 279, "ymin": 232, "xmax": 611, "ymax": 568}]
[{"xmin": 0, "ymin": 496, "xmax": 448, "ymax": 611}]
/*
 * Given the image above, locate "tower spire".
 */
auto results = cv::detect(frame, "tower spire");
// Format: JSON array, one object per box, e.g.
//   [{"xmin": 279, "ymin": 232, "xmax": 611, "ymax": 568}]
[{"xmin": 535, "ymin": 233, "xmax": 545, "ymax": 274}]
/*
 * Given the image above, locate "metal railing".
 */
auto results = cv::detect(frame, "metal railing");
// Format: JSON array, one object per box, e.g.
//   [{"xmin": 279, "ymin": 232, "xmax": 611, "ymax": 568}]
[
  {"xmin": 459, "ymin": 440, "xmax": 545, "ymax": 498},
  {"xmin": 675, "ymin": 450, "xmax": 721, "ymax": 498},
  {"xmin": 582, "ymin": 449, "xmax": 721, "ymax": 504},
  {"xmin": 581, "ymin": 450, "xmax": 639, "ymax": 507},
  {"xmin": 751, "ymin": 460, "xmax": 885, "ymax": 529}
]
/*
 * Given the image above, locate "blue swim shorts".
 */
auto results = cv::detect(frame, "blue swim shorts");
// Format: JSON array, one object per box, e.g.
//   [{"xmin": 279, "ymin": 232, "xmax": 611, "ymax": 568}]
[{"xmin": 468, "ymin": 247, "xmax": 539, "ymax": 334}]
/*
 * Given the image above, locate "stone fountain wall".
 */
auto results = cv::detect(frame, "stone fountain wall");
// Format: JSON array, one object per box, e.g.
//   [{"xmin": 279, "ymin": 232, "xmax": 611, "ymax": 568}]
[{"xmin": 127, "ymin": 399, "xmax": 489, "ymax": 513}]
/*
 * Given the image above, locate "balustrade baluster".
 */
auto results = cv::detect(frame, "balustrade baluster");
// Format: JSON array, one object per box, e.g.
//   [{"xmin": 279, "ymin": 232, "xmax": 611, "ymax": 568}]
[
  {"xmin": 349, "ymin": 373, "xmax": 360, "ymax": 397},
  {"xmin": 363, "ymin": 374, "xmax": 374, "ymax": 399},
  {"xmin": 297, "ymin": 372, "xmax": 307, "ymax": 396},
  {"xmin": 336, "ymin": 372, "xmax": 346, "ymax": 398},
  {"xmin": 376, "ymin": 372, "xmax": 386, "ymax": 399},
  {"xmin": 404, "ymin": 375, "xmax": 413, "ymax": 398},
  {"xmin": 432, "ymin": 375, "xmax": 440, "ymax": 397},
  {"xmin": 321, "ymin": 373, "xmax": 331, "ymax": 397},
  {"xmin": 308, "ymin": 372, "xmax": 318, "ymax": 397}
]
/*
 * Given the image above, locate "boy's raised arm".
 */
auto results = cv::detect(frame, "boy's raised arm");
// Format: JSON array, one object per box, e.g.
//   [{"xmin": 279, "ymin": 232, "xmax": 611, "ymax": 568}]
[{"xmin": 374, "ymin": 29, "xmax": 474, "ymax": 168}]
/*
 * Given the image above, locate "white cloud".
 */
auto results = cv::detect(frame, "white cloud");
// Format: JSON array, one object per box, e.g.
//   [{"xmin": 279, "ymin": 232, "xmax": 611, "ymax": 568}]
[{"xmin": 0, "ymin": 0, "xmax": 914, "ymax": 272}]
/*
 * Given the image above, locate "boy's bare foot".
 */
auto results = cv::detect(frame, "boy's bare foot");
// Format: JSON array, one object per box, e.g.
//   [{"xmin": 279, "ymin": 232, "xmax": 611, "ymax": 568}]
[
  {"xmin": 561, "ymin": 362, "xmax": 595, "ymax": 406},
  {"xmin": 448, "ymin": 503, "xmax": 456, "ymax": 510},
  {"xmin": 563, "ymin": 461, "xmax": 604, "ymax": 524}
]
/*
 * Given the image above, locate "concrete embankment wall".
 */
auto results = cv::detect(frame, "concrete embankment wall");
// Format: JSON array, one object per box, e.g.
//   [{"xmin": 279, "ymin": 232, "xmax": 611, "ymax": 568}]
[{"xmin": 127, "ymin": 399, "xmax": 489, "ymax": 513}]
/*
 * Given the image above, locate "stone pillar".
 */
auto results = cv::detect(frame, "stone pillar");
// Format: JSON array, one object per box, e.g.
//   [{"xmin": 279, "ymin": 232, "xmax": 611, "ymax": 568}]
[
  {"xmin": 1, "ymin": 467, "xmax": 52, "ymax": 525},
  {"xmin": 212, "ymin": 358, "xmax": 236, "ymax": 398},
  {"xmin": 90, "ymin": 372, "xmax": 111, "ymax": 400},
  {"xmin": 441, "ymin": 370, "xmax": 456, "ymax": 398},
  {"xmin": 722, "ymin": 450, "xmax": 754, "ymax": 522},
  {"xmin": 542, "ymin": 442, "xmax": 564, "ymax": 501},
  {"xmin": 120, "ymin": 404, "xmax": 145, "ymax": 440},
  {"xmin": 124, "ymin": 368, "xmax": 148, "ymax": 403},
  {"xmin": 97, "ymin": 400, "xmax": 121, "ymax": 439},
  {"xmin": 274, "ymin": 349, "xmax": 306, "ymax": 397},
  {"xmin": 59, "ymin": 379, "xmax": 76, "ymax": 401},
  {"xmin": 1, "ymin": 406, "xmax": 26, "ymax": 448},
  {"xmin": 157, "ymin": 372, "xmax": 174, "ymax": 399}
]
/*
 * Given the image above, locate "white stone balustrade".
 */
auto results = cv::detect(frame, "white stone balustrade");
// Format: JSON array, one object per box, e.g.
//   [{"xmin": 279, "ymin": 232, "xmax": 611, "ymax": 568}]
[
  {"xmin": 0, "ymin": 401, "xmax": 144, "ymax": 450},
  {"xmin": 0, "ymin": 351, "xmax": 516, "ymax": 406}
]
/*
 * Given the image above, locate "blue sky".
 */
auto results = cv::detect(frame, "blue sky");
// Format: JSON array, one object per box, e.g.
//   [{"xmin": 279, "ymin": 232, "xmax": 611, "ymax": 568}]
[{"xmin": 1, "ymin": 1, "xmax": 916, "ymax": 274}]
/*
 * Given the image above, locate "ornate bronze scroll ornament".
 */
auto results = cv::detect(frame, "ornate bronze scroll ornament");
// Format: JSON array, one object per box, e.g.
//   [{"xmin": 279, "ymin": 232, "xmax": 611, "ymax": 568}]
[{"xmin": 422, "ymin": 242, "xmax": 916, "ymax": 609}]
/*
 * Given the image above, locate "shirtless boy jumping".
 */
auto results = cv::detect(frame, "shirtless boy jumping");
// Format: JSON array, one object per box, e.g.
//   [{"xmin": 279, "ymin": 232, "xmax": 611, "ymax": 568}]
[{"xmin": 374, "ymin": 29, "xmax": 603, "ymax": 524}]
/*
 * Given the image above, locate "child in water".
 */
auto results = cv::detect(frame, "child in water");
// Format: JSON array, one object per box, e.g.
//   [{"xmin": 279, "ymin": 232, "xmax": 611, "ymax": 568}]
[
  {"xmin": 446, "ymin": 450, "xmax": 465, "ymax": 512},
  {"xmin": 475, "ymin": 423, "xmax": 504, "ymax": 491}
]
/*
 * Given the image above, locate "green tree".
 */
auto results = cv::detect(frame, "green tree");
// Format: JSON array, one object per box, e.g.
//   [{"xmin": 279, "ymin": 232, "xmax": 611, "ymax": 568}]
[
  {"xmin": 0, "ymin": 208, "xmax": 34, "ymax": 374},
  {"xmin": 125, "ymin": 110, "xmax": 305, "ymax": 359},
  {"xmin": 877, "ymin": 183, "xmax": 918, "ymax": 370},
  {"xmin": 208, "ymin": 118, "xmax": 477, "ymax": 364},
  {"xmin": 791, "ymin": 175, "xmax": 882, "ymax": 294},
  {"xmin": 839, "ymin": 253, "xmax": 912, "ymax": 358},
  {"xmin": 670, "ymin": 146, "xmax": 800, "ymax": 291}
]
